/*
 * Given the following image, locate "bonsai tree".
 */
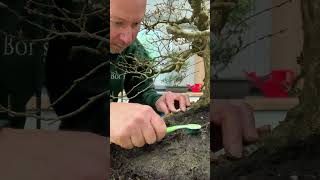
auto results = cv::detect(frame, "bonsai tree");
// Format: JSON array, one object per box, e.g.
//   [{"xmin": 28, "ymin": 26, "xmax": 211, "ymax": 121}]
[{"xmin": 212, "ymin": 0, "xmax": 320, "ymax": 177}]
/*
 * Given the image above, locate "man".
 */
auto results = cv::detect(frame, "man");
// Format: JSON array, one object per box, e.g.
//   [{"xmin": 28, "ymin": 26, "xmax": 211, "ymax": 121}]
[{"xmin": 109, "ymin": 0, "xmax": 190, "ymax": 149}]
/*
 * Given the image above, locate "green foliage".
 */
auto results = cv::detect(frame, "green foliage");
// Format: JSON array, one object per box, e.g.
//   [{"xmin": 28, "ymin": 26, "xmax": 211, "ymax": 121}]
[{"xmin": 212, "ymin": 0, "xmax": 254, "ymax": 78}]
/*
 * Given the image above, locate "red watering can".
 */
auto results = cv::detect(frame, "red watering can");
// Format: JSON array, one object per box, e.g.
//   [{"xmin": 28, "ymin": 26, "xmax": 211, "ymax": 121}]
[
  {"xmin": 245, "ymin": 70, "xmax": 295, "ymax": 97},
  {"xmin": 187, "ymin": 83, "xmax": 202, "ymax": 92}
]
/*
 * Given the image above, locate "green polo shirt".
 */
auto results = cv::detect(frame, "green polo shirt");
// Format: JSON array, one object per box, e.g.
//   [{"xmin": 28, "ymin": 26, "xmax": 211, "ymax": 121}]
[{"xmin": 110, "ymin": 40, "xmax": 161, "ymax": 110}]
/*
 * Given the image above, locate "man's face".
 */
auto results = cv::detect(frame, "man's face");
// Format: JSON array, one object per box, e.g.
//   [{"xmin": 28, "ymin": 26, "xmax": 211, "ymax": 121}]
[{"xmin": 110, "ymin": 0, "xmax": 146, "ymax": 54}]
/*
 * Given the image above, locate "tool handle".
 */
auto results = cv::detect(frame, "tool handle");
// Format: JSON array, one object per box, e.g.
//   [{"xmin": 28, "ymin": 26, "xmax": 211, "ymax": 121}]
[
  {"xmin": 166, "ymin": 125, "xmax": 186, "ymax": 134},
  {"xmin": 166, "ymin": 126, "xmax": 177, "ymax": 133}
]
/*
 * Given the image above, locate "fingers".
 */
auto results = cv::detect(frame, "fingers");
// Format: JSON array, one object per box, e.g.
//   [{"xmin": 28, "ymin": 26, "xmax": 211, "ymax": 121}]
[
  {"xmin": 211, "ymin": 101, "xmax": 272, "ymax": 159},
  {"xmin": 164, "ymin": 92, "xmax": 191, "ymax": 113},
  {"xmin": 121, "ymin": 110, "xmax": 165, "ymax": 148},
  {"xmin": 177, "ymin": 96, "xmax": 187, "ymax": 111},
  {"xmin": 130, "ymin": 127, "xmax": 146, "ymax": 148},
  {"xmin": 178, "ymin": 94, "xmax": 190, "ymax": 112},
  {"xmin": 130, "ymin": 105, "xmax": 166, "ymax": 147},
  {"xmin": 211, "ymin": 101, "xmax": 244, "ymax": 157},
  {"xmin": 156, "ymin": 99, "xmax": 170, "ymax": 114},
  {"xmin": 132, "ymin": 106, "xmax": 165, "ymax": 146},
  {"xmin": 164, "ymin": 92, "xmax": 178, "ymax": 113},
  {"xmin": 117, "ymin": 133, "xmax": 134, "ymax": 149},
  {"xmin": 141, "ymin": 119, "xmax": 157, "ymax": 145},
  {"xmin": 185, "ymin": 94, "xmax": 191, "ymax": 106},
  {"xmin": 236, "ymin": 103, "xmax": 259, "ymax": 143},
  {"xmin": 110, "ymin": 124, "xmax": 134, "ymax": 149},
  {"xmin": 221, "ymin": 110, "xmax": 243, "ymax": 158},
  {"xmin": 156, "ymin": 92, "xmax": 191, "ymax": 114},
  {"xmin": 150, "ymin": 114, "xmax": 167, "ymax": 142},
  {"xmin": 234, "ymin": 103, "xmax": 272, "ymax": 143}
]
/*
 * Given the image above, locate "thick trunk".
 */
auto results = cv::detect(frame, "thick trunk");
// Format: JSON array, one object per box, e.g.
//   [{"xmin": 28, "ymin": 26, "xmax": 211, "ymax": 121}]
[
  {"xmin": 191, "ymin": 0, "xmax": 210, "ymax": 106},
  {"xmin": 299, "ymin": 0, "xmax": 320, "ymax": 133}
]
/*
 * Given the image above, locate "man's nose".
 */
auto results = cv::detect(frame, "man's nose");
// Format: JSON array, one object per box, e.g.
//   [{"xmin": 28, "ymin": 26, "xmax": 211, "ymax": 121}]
[{"xmin": 119, "ymin": 28, "xmax": 133, "ymax": 45}]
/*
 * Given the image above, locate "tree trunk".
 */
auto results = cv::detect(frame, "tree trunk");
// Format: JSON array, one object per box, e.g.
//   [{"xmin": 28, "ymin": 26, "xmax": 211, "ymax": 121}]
[
  {"xmin": 299, "ymin": 0, "xmax": 320, "ymax": 132},
  {"xmin": 198, "ymin": 40, "xmax": 211, "ymax": 106},
  {"xmin": 190, "ymin": 0, "xmax": 210, "ymax": 107}
]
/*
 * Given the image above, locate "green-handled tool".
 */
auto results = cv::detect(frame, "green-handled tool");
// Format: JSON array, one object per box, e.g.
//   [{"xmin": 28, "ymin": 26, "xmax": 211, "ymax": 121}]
[{"xmin": 166, "ymin": 124, "xmax": 202, "ymax": 134}]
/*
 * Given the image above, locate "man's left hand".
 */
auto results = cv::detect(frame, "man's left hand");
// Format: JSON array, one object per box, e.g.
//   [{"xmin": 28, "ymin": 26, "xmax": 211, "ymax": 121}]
[{"xmin": 155, "ymin": 91, "xmax": 191, "ymax": 114}]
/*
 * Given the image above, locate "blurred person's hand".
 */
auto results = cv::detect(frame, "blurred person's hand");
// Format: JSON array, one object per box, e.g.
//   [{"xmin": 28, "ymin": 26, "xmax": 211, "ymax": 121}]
[{"xmin": 211, "ymin": 100, "xmax": 271, "ymax": 158}]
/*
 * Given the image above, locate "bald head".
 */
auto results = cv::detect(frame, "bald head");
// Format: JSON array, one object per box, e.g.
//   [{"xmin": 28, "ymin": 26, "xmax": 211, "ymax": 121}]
[
  {"xmin": 110, "ymin": 0, "xmax": 147, "ymax": 14},
  {"xmin": 110, "ymin": 0, "xmax": 147, "ymax": 53}
]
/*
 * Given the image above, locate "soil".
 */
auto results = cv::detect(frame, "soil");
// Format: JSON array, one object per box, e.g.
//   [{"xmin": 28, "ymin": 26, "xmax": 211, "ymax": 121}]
[
  {"xmin": 111, "ymin": 106, "xmax": 210, "ymax": 180},
  {"xmin": 212, "ymin": 135, "xmax": 320, "ymax": 180}
]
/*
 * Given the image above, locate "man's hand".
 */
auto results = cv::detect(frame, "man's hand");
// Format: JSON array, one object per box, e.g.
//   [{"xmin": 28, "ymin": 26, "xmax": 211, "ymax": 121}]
[
  {"xmin": 155, "ymin": 91, "xmax": 191, "ymax": 114},
  {"xmin": 110, "ymin": 102, "xmax": 167, "ymax": 149},
  {"xmin": 211, "ymin": 100, "xmax": 271, "ymax": 158}
]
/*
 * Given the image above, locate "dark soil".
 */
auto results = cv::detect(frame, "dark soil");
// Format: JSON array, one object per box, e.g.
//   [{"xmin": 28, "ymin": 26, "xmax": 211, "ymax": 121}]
[
  {"xmin": 212, "ymin": 135, "xmax": 320, "ymax": 180},
  {"xmin": 111, "ymin": 106, "xmax": 210, "ymax": 180}
]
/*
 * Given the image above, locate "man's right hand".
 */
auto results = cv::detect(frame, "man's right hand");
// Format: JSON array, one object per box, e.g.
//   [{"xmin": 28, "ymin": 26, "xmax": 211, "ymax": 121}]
[{"xmin": 110, "ymin": 102, "xmax": 167, "ymax": 149}]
